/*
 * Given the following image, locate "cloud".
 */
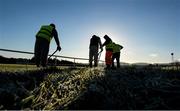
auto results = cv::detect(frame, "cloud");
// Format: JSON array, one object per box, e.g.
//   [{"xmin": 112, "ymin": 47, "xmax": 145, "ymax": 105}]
[{"xmin": 149, "ymin": 53, "xmax": 158, "ymax": 58}]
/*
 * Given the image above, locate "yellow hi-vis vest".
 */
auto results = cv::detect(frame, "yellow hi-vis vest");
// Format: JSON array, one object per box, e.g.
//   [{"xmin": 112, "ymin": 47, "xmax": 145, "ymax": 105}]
[
  {"xmin": 106, "ymin": 41, "xmax": 114, "ymax": 50},
  {"xmin": 36, "ymin": 25, "xmax": 54, "ymax": 43},
  {"xmin": 113, "ymin": 44, "xmax": 123, "ymax": 53}
]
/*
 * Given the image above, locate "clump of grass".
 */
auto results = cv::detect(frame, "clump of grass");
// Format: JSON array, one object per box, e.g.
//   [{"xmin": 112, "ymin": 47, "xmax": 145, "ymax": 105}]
[{"xmin": 20, "ymin": 67, "xmax": 104, "ymax": 110}]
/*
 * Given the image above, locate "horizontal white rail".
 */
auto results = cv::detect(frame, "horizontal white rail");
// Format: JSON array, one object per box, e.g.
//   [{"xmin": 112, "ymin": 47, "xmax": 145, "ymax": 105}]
[{"xmin": 0, "ymin": 48, "xmax": 104, "ymax": 63}]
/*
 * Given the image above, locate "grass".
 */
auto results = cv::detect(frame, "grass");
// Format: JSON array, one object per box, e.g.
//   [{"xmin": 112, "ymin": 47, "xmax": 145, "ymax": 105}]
[
  {"xmin": 0, "ymin": 64, "xmax": 37, "ymax": 72},
  {"xmin": 0, "ymin": 64, "xmax": 71, "ymax": 72},
  {"xmin": 0, "ymin": 64, "xmax": 180, "ymax": 110}
]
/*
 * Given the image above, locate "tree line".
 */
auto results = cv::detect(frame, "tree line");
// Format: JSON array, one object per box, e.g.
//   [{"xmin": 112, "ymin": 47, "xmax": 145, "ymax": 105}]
[{"xmin": 0, "ymin": 55, "xmax": 85, "ymax": 66}]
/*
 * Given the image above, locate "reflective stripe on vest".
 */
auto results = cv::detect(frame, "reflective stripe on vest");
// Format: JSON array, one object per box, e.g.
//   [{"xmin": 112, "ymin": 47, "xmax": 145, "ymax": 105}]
[
  {"xmin": 36, "ymin": 25, "xmax": 54, "ymax": 43},
  {"xmin": 106, "ymin": 41, "xmax": 114, "ymax": 50}
]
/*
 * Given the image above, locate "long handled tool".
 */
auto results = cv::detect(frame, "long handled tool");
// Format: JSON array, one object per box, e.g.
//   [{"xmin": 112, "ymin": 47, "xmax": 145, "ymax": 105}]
[
  {"xmin": 91, "ymin": 50, "xmax": 102, "ymax": 62},
  {"xmin": 98, "ymin": 51, "xmax": 102, "ymax": 62},
  {"xmin": 48, "ymin": 49, "xmax": 58, "ymax": 60}
]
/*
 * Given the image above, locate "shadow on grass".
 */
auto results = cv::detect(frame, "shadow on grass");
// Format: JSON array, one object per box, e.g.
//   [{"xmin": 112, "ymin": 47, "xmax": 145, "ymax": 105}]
[
  {"xmin": 66, "ymin": 67, "xmax": 180, "ymax": 110},
  {"xmin": 1, "ymin": 66, "xmax": 180, "ymax": 110}
]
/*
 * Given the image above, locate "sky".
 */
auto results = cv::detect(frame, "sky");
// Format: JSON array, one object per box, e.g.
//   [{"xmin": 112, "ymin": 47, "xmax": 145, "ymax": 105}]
[{"xmin": 0, "ymin": 0, "xmax": 180, "ymax": 64}]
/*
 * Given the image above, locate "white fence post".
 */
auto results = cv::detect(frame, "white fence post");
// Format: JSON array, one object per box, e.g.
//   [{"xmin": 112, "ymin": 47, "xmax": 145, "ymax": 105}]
[{"xmin": 73, "ymin": 58, "xmax": 76, "ymax": 67}]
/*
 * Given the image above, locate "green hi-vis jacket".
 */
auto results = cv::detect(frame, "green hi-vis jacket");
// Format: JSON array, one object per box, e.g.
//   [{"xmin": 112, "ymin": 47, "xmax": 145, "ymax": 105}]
[
  {"xmin": 106, "ymin": 41, "xmax": 114, "ymax": 50},
  {"xmin": 36, "ymin": 25, "xmax": 54, "ymax": 43},
  {"xmin": 113, "ymin": 43, "xmax": 123, "ymax": 53}
]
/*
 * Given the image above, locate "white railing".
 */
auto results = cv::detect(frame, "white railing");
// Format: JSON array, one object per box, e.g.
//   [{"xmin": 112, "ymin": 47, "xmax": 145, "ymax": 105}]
[{"xmin": 0, "ymin": 48, "xmax": 105, "ymax": 67}]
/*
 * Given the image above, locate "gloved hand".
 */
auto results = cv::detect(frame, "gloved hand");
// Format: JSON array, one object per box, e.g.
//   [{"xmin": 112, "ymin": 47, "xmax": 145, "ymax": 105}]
[{"xmin": 57, "ymin": 46, "xmax": 61, "ymax": 51}]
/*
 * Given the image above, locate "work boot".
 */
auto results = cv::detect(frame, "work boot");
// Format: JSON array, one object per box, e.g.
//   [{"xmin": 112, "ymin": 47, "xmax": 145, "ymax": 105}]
[
  {"xmin": 89, "ymin": 63, "xmax": 92, "ymax": 68},
  {"xmin": 36, "ymin": 64, "xmax": 40, "ymax": 67},
  {"xmin": 111, "ymin": 66, "xmax": 116, "ymax": 70},
  {"xmin": 104, "ymin": 65, "xmax": 110, "ymax": 70},
  {"xmin": 42, "ymin": 63, "xmax": 47, "ymax": 68}
]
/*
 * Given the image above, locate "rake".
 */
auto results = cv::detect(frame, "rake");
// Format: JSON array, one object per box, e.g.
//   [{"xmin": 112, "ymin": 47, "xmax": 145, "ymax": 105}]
[{"xmin": 48, "ymin": 49, "xmax": 58, "ymax": 60}]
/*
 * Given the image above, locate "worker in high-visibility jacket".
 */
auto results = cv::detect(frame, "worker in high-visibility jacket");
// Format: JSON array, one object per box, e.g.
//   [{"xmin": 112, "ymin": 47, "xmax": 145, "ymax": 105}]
[
  {"xmin": 34, "ymin": 23, "xmax": 61, "ymax": 67},
  {"xmin": 112, "ymin": 42, "xmax": 123, "ymax": 68},
  {"xmin": 102, "ymin": 35, "xmax": 114, "ymax": 69}
]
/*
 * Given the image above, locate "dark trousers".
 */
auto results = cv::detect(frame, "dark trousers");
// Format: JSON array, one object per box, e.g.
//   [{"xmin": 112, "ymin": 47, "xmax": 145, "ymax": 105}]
[
  {"xmin": 89, "ymin": 46, "xmax": 98, "ymax": 67},
  {"xmin": 112, "ymin": 52, "xmax": 120, "ymax": 68},
  {"xmin": 34, "ymin": 38, "xmax": 49, "ymax": 67}
]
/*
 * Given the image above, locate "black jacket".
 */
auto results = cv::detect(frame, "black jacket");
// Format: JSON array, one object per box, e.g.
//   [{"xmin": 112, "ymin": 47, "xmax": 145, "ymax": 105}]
[{"xmin": 89, "ymin": 35, "xmax": 102, "ymax": 48}]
